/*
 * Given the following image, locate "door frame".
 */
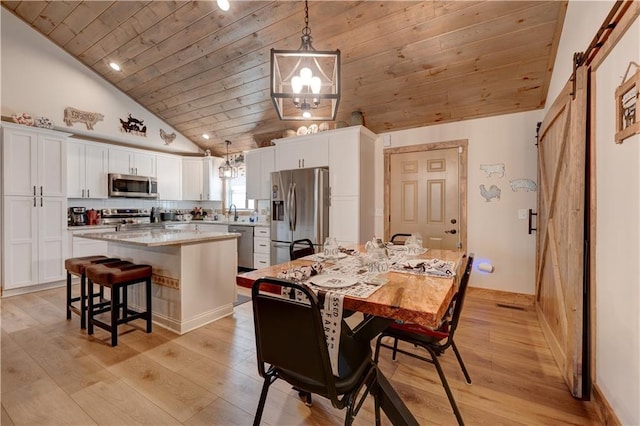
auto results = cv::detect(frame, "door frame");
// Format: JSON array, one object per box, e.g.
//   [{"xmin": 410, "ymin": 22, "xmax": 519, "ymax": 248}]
[{"xmin": 383, "ymin": 139, "xmax": 468, "ymax": 250}]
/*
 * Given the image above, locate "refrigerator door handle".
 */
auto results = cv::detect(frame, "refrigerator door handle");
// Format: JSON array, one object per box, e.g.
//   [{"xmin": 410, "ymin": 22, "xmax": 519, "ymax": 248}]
[
  {"xmin": 292, "ymin": 182, "xmax": 297, "ymax": 231},
  {"xmin": 287, "ymin": 183, "xmax": 294, "ymax": 232}
]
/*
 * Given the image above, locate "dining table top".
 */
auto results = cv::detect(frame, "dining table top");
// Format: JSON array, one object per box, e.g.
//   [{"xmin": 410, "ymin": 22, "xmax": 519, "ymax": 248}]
[{"xmin": 236, "ymin": 247, "xmax": 468, "ymax": 328}]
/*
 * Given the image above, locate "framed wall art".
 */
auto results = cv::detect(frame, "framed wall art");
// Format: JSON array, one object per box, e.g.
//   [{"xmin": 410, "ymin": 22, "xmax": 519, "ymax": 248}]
[{"xmin": 615, "ymin": 62, "xmax": 639, "ymax": 144}]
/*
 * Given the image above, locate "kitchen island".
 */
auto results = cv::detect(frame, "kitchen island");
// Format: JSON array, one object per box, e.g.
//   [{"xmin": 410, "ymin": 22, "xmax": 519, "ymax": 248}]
[{"xmin": 77, "ymin": 228, "xmax": 240, "ymax": 334}]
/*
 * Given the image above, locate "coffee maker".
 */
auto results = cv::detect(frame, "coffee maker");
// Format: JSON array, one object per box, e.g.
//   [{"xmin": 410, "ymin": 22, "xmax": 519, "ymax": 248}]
[{"xmin": 68, "ymin": 207, "xmax": 87, "ymax": 226}]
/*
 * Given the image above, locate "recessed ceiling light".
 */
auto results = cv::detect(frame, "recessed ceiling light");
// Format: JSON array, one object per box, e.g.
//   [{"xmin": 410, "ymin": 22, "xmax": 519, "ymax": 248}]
[
  {"xmin": 109, "ymin": 62, "xmax": 121, "ymax": 72},
  {"xmin": 202, "ymin": 134, "xmax": 210, "ymax": 140},
  {"xmin": 217, "ymin": 0, "xmax": 230, "ymax": 11}
]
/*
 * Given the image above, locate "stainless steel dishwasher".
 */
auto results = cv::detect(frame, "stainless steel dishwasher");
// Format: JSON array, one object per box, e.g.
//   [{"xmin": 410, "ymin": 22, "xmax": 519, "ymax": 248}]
[{"xmin": 228, "ymin": 224, "xmax": 254, "ymax": 270}]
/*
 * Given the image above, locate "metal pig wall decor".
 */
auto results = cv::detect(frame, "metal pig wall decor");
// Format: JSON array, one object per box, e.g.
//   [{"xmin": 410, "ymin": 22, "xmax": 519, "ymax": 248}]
[
  {"xmin": 120, "ymin": 113, "xmax": 147, "ymax": 136},
  {"xmin": 64, "ymin": 107, "xmax": 104, "ymax": 130}
]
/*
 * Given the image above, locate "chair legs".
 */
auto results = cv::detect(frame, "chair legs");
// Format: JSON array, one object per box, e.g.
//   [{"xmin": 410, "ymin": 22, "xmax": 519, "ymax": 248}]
[
  {"xmin": 375, "ymin": 335, "xmax": 468, "ymax": 426},
  {"xmin": 253, "ymin": 374, "xmax": 277, "ymax": 426}
]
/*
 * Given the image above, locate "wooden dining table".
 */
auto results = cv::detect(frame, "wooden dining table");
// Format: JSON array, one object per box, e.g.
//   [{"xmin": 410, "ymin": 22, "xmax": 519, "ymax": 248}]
[
  {"xmin": 236, "ymin": 247, "xmax": 467, "ymax": 329},
  {"xmin": 236, "ymin": 247, "xmax": 469, "ymax": 425}
]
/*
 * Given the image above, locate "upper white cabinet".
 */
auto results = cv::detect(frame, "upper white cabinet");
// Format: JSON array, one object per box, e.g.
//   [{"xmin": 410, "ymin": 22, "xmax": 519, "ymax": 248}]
[
  {"xmin": 2, "ymin": 123, "xmax": 68, "ymax": 197},
  {"xmin": 109, "ymin": 147, "xmax": 156, "ymax": 176},
  {"xmin": 246, "ymin": 146, "xmax": 275, "ymax": 200},
  {"xmin": 182, "ymin": 157, "xmax": 224, "ymax": 201},
  {"xmin": 182, "ymin": 158, "xmax": 204, "ymax": 200},
  {"xmin": 203, "ymin": 156, "xmax": 224, "ymax": 201},
  {"xmin": 67, "ymin": 139, "xmax": 109, "ymax": 199},
  {"xmin": 156, "ymin": 154, "xmax": 182, "ymax": 200},
  {"xmin": 274, "ymin": 134, "xmax": 328, "ymax": 170}
]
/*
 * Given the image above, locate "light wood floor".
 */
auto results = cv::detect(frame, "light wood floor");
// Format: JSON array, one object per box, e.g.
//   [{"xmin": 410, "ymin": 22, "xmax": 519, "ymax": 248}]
[{"xmin": 1, "ymin": 285, "xmax": 600, "ymax": 425}]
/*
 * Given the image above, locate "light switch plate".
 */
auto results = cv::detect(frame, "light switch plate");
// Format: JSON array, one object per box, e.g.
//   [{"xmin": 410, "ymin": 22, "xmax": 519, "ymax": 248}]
[{"xmin": 518, "ymin": 209, "xmax": 528, "ymax": 220}]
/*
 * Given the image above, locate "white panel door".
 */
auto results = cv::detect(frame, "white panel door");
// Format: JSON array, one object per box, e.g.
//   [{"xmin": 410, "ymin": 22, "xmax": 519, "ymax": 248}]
[
  {"xmin": 182, "ymin": 158, "xmax": 203, "ymax": 200},
  {"xmin": 38, "ymin": 197, "xmax": 67, "ymax": 283},
  {"xmin": 329, "ymin": 197, "xmax": 360, "ymax": 246},
  {"xmin": 156, "ymin": 154, "xmax": 182, "ymax": 200},
  {"xmin": 245, "ymin": 150, "xmax": 261, "ymax": 200},
  {"xmin": 2, "ymin": 127, "xmax": 38, "ymax": 196},
  {"xmin": 38, "ymin": 133, "xmax": 67, "ymax": 197},
  {"xmin": 84, "ymin": 143, "xmax": 109, "ymax": 198},
  {"xmin": 108, "ymin": 148, "xmax": 132, "ymax": 174},
  {"xmin": 2, "ymin": 196, "xmax": 38, "ymax": 289},
  {"xmin": 329, "ymin": 132, "xmax": 359, "ymax": 197},
  {"xmin": 67, "ymin": 140, "xmax": 85, "ymax": 198},
  {"xmin": 134, "ymin": 152, "xmax": 156, "ymax": 177},
  {"xmin": 259, "ymin": 147, "xmax": 275, "ymax": 199}
]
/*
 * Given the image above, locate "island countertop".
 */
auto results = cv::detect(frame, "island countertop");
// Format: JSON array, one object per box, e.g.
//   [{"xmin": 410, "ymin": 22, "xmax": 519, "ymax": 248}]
[{"xmin": 76, "ymin": 229, "xmax": 240, "ymax": 247}]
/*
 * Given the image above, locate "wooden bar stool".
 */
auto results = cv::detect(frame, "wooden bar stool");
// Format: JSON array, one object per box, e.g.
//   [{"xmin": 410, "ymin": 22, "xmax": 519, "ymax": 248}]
[
  {"xmin": 86, "ymin": 261, "xmax": 153, "ymax": 347},
  {"xmin": 65, "ymin": 256, "xmax": 121, "ymax": 329}
]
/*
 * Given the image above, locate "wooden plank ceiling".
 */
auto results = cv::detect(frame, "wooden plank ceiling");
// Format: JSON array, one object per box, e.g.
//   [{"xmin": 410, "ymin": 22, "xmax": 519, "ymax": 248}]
[{"xmin": 1, "ymin": 1, "xmax": 567, "ymax": 156}]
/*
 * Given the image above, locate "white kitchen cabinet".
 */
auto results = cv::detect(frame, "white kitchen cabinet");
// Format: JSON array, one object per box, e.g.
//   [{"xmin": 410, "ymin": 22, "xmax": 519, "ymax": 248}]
[
  {"xmin": 182, "ymin": 157, "xmax": 223, "ymax": 201},
  {"xmin": 69, "ymin": 227, "xmax": 116, "ymax": 257},
  {"xmin": 3, "ymin": 196, "xmax": 67, "ymax": 290},
  {"xmin": 182, "ymin": 158, "xmax": 204, "ymax": 200},
  {"xmin": 203, "ymin": 156, "xmax": 224, "ymax": 201},
  {"xmin": 327, "ymin": 126, "xmax": 378, "ymax": 245},
  {"xmin": 109, "ymin": 147, "xmax": 156, "ymax": 176},
  {"xmin": 2, "ymin": 123, "xmax": 68, "ymax": 197},
  {"xmin": 156, "ymin": 154, "xmax": 182, "ymax": 200},
  {"xmin": 273, "ymin": 134, "xmax": 328, "ymax": 170},
  {"xmin": 246, "ymin": 146, "xmax": 275, "ymax": 200},
  {"xmin": 67, "ymin": 139, "xmax": 109, "ymax": 199},
  {"xmin": 253, "ymin": 226, "xmax": 271, "ymax": 268}
]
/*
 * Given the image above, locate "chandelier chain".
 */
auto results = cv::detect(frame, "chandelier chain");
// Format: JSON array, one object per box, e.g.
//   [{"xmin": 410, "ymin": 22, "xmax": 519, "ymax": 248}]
[{"xmin": 302, "ymin": 0, "xmax": 311, "ymax": 37}]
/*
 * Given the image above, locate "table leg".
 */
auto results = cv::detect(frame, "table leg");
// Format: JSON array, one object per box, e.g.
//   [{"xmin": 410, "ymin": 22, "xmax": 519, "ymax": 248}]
[{"xmin": 376, "ymin": 370, "xmax": 420, "ymax": 426}]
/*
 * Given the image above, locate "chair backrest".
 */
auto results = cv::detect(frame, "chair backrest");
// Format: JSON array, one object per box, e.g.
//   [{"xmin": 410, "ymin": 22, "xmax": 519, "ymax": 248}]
[
  {"xmin": 445, "ymin": 254, "xmax": 474, "ymax": 342},
  {"xmin": 252, "ymin": 277, "xmax": 339, "ymax": 401},
  {"xmin": 390, "ymin": 233, "xmax": 411, "ymax": 245},
  {"xmin": 289, "ymin": 238, "xmax": 315, "ymax": 260}
]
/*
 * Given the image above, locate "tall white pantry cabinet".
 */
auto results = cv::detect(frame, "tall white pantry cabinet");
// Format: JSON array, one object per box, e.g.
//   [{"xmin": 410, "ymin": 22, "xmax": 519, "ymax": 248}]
[{"xmin": 1, "ymin": 122, "xmax": 69, "ymax": 293}]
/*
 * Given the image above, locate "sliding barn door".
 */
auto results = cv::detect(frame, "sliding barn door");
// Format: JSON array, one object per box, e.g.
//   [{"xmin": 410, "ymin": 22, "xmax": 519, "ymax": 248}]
[{"xmin": 536, "ymin": 66, "xmax": 588, "ymax": 398}]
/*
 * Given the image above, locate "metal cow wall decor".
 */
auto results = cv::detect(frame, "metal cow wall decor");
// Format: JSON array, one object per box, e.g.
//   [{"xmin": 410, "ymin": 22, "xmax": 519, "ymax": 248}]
[{"xmin": 119, "ymin": 113, "xmax": 147, "ymax": 136}]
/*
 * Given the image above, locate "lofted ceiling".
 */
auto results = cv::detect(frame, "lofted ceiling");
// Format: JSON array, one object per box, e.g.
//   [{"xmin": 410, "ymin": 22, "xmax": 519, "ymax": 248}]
[{"xmin": 1, "ymin": 1, "xmax": 567, "ymax": 156}]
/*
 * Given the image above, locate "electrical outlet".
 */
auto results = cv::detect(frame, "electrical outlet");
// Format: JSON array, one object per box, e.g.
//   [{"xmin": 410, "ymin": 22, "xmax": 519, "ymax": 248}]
[{"xmin": 518, "ymin": 209, "xmax": 528, "ymax": 220}]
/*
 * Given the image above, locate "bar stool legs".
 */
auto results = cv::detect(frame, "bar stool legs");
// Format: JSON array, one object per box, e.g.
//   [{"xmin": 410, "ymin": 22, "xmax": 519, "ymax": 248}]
[{"xmin": 86, "ymin": 262, "xmax": 153, "ymax": 347}]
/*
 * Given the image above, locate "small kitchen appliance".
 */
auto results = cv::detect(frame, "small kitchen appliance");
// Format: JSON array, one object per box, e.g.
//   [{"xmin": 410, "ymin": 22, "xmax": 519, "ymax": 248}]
[
  {"xmin": 68, "ymin": 207, "xmax": 88, "ymax": 226},
  {"xmin": 100, "ymin": 208, "xmax": 151, "ymax": 225},
  {"xmin": 86, "ymin": 209, "xmax": 101, "ymax": 225}
]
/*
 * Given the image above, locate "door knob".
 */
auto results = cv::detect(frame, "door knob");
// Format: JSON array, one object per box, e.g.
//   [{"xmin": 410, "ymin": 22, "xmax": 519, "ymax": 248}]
[{"xmin": 445, "ymin": 229, "xmax": 457, "ymax": 234}]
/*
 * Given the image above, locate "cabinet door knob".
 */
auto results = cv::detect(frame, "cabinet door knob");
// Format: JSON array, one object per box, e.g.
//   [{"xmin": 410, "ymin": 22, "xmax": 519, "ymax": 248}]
[
  {"xmin": 87, "ymin": 189, "xmax": 90, "ymax": 198},
  {"xmin": 40, "ymin": 186, "xmax": 43, "ymax": 196},
  {"xmin": 82, "ymin": 189, "xmax": 85, "ymax": 198},
  {"xmin": 33, "ymin": 186, "xmax": 36, "ymax": 196}
]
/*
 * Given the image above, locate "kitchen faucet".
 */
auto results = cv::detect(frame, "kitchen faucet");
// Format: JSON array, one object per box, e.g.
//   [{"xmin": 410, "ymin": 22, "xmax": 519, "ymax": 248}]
[{"xmin": 228, "ymin": 204, "xmax": 238, "ymax": 222}]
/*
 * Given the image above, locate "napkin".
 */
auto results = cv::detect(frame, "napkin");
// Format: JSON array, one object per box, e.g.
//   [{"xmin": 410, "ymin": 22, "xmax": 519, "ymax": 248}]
[
  {"xmin": 400, "ymin": 258, "xmax": 456, "ymax": 277},
  {"xmin": 277, "ymin": 262, "xmax": 324, "ymax": 282}
]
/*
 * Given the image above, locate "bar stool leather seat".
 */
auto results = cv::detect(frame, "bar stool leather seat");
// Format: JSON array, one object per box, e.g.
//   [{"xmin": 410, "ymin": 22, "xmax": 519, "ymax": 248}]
[
  {"xmin": 65, "ymin": 256, "xmax": 121, "ymax": 329},
  {"xmin": 86, "ymin": 261, "xmax": 152, "ymax": 347}
]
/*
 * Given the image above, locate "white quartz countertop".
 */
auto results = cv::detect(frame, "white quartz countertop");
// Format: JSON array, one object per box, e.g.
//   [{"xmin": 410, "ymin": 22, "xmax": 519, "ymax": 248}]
[
  {"xmin": 193, "ymin": 220, "xmax": 269, "ymax": 227},
  {"xmin": 76, "ymin": 229, "xmax": 240, "ymax": 247}
]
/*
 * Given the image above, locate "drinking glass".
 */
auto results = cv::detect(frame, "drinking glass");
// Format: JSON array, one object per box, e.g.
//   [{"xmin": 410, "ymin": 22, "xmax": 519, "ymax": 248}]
[{"xmin": 323, "ymin": 237, "xmax": 339, "ymax": 259}]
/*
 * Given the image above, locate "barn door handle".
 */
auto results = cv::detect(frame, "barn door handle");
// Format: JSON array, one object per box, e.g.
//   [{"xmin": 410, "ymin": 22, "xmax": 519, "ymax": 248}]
[{"xmin": 528, "ymin": 209, "xmax": 537, "ymax": 234}]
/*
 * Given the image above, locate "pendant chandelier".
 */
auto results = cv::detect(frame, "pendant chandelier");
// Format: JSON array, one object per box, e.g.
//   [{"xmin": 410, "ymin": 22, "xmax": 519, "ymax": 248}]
[
  {"xmin": 218, "ymin": 140, "xmax": 238, "ymax": 179},
  {"xmin": 270, "ymin": 0, "xmax": 340, "ymax": 121}
]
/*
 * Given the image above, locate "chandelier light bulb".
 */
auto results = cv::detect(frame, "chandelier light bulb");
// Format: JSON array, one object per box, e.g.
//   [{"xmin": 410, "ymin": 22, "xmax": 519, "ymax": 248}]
[
  {"xmin": 302, "ymin": 111, "xmax": 311, "ymax": 118},
  {"xmin": 291, "ymin": 76, "xmax": 303, "ymax": 94},
  {"xmin": 310, "ymin": 76, "xmax": 321, "ymax": 94},
  {"xmin": 299, "ymin": 67, "xmax": 312, "ymax": 85}
]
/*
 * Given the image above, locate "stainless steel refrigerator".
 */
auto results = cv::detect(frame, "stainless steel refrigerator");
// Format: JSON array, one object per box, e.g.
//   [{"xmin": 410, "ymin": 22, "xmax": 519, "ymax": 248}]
[{"xmin": 270, "ymin": 168, "xmax": 329, "ymax": 265}]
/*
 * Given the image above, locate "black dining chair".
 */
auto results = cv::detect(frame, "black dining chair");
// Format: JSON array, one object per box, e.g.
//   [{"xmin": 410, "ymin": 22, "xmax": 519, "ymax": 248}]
[
  {"xmin": 374, "ymin": 254, "xmax": 474, "ymax": 426},
  {"xmin": 390, "ymin": 233, "xmax": 412, "ymax": 245},
  {"xmin": 251, "ymin": 277, "xmax": 379, "ymax": 426},
  {"xmin": 289, "ymin": 238, "xmax": 315, "ymax": 260}
]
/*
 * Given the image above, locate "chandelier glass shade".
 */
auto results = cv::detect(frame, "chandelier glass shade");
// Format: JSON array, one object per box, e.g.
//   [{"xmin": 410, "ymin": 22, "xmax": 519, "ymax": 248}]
[
  {"xmin": 218, "ymin": 140, "xmax": 238, "ymax": 179},
  {"xmin": 270, "ymin": 1, "xmax": 340, "ymax": 121}
]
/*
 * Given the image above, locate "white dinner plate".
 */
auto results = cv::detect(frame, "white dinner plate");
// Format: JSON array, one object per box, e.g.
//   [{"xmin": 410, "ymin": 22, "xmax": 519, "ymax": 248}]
[
  {"xmin": 316, "ymin": 252, "xmax": 348, "ymax": 259},
  {"xmin": 309, "ymin": 274, "xmax": 358, "ymax": 289},
  {"xmin": 386, "ymin": 244, "xmax": 407, "ymax": 251}
]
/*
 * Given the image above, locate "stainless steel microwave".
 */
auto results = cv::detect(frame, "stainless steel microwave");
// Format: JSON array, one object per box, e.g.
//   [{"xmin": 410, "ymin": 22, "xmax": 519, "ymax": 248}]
[{"xmin": 108, "ymin": 173, "xmax": 158, "ymax": 198}]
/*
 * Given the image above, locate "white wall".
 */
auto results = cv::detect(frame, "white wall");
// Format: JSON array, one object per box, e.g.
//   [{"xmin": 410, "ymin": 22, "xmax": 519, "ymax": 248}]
[
  {"xmin": 379, "ymin": 110, "xmax": 542, "ymax": 295},
  {"xmin": 0, "ymin": 10, "xmax": 200, "ymax": 154},
  {"xmin": 547, "ymin": 1, "xmax": 640, "ymax": 423},
  {"xmin": 594, "ymin": 16, "xmax": 640, "ymax": 426}
]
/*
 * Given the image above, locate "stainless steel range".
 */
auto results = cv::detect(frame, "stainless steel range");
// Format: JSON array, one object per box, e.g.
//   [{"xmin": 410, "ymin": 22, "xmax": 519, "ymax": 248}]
[{"xmin": 101, "ymin": 208, "xmax": 151, "ymax": 225}]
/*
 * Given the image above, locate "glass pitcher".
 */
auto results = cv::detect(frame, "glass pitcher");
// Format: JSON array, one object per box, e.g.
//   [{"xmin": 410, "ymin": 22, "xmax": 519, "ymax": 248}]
[
  {"xmin": 365, "ymin": 237, "xmax": 389, "ymax": 274},
  {"xmin": 323, "ymin": 236, "xmax": 339, "ymax": 259}
]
